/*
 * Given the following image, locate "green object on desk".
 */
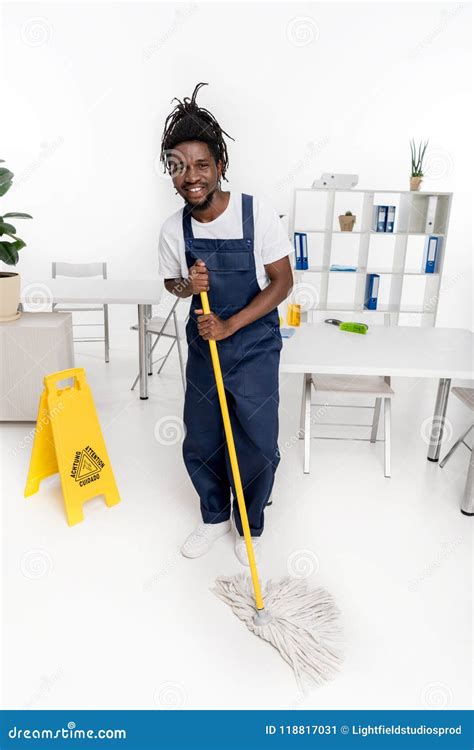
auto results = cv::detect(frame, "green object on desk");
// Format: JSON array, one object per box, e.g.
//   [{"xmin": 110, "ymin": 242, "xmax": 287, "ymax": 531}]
[
  {"xmin": 324, "ymin": 318, "xmax": 369, "ymax": 334},
  {"xmin": 339, "ymin": 321, "xmax": 368, "ymax": 335}
]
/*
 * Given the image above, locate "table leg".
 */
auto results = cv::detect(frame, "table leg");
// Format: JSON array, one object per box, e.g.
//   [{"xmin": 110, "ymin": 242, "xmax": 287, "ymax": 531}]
[
  {"xmin": 461, "ymin": 446, "xmax": 473, "ymax": 516},
  {"xmin": 138, "ymin": 304, "xmax": 148, "ymax": 400},
  {"xmin": 146, "ymin": 304, "xmax": 153, "ymax": 375},
  {"xmin": 427, "ymin": 378, "xmax": 451, "ymax": 461},
  {"xmin": 299, "ymin": 374, "xmax": 306, "ymax": 438},
  {"xmin": 303, "ymin": 373, "xmax": 312, "ymax": 474},
  {"xmin": 173, "ymin": 310, "xmax": 186, "ymax": 393}
]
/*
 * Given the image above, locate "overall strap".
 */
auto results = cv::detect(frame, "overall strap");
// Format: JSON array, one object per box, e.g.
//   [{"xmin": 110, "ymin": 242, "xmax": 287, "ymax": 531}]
[
  {"xmin": 183, "ymin": 194, "xmax": 254, "ymax": 243},
  {"xmin": 241, "ymin": 193, "xmax": 254, "ymax": 244},
  {"xmin": 182, "ymin": 202, "xmax": 194, "ymax": 242}
]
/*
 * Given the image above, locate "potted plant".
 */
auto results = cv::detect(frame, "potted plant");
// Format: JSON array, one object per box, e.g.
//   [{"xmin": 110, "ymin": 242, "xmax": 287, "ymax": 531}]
[
  {"xmin": 338, "ymin": 210, "xmax": 356, "ymax": 231},
  {"xmin": 410, "ymin": 139, "xmax": 428, "ymax": 191},
  {"xmin": 0, "ymin": 159, "xmax": 32, "ymax": 321}
]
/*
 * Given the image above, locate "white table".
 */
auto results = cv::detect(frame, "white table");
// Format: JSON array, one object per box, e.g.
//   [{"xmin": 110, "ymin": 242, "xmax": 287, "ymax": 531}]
[
  {"xmin": 0, "ymin": 312, "xmax": 74, "ymax": 420},
  {"xmin": 22, "ymin": 279, "xmax": 163, "ymax": 399},
  {"xmin": 280, "ymin": 324, "xmax": 473, "ymax": 467}
]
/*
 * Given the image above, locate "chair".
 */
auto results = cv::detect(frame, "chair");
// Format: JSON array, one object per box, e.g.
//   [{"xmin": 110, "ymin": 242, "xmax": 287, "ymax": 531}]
[
  {"xmin": 299, "ymin": 373, "xmax": 394, "ymax": 477},
  {"xmin": 52, "ymin": 262, "xmax": 110, "ymax": 362},
  {"xmin": 130, "ymin": 297, "xmax": 186, "ymax": 393},
  {"xmin": 439, "ymin": 387, "xmax": 473, "ymax": 515}
]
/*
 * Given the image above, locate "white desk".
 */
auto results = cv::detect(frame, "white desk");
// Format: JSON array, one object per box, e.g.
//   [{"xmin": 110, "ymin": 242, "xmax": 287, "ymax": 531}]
[
  {"xmin": 22, "ymin": 279, "xmax": 163, "ymax": 399},
  {"xmin": 280, "ymin": 324, "xmax": 473, "ymax": 464}
]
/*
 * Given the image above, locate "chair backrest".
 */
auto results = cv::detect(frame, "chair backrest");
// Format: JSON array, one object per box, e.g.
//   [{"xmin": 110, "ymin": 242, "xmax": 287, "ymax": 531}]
[{"xmin": 52, "ymin": 262, "xmax": 107, "ymax": 279}]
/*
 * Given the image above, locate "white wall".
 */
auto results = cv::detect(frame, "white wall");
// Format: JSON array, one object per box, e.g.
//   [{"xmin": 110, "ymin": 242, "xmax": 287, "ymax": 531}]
[{"xmin": 2, "ymin": 2, "xmax": 472, "ymax": 340}]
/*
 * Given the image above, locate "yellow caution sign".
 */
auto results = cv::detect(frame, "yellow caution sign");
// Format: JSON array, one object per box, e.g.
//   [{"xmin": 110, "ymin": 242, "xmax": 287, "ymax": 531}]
[{"xmin": 25, "ymin": 368, "xmax": 120, "ymax": 526}]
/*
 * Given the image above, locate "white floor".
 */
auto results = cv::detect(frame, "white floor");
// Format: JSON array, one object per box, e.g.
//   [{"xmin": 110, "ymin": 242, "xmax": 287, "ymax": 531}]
[{"xmin": 1, "ymin": 335, "xmax": 472, "ymax": 711}]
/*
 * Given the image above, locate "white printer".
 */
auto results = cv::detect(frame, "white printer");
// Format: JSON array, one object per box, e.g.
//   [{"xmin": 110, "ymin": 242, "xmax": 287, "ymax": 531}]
[{"xmin": 311, "ymin": 173, "xmax": 359, "ymax": 189}]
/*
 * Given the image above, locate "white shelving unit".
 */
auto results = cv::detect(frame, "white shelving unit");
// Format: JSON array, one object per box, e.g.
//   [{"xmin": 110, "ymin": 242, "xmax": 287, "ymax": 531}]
[{"xmin": 287, "ymin": 188, "xmax": 453, "ymax": 327}]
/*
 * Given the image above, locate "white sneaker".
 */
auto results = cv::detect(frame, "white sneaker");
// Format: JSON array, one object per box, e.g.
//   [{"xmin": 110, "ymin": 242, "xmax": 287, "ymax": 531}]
[
  {"xmin": 234, "ymin": 534, "xmax": 262, "ymax": 566},
  {"xmin": 181, "ymin": 520, "xmax": 231, "ymax": 558}
]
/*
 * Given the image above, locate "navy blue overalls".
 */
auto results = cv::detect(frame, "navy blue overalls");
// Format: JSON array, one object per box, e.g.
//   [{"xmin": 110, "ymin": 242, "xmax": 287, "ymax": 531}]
[{"xmin": 182, "ymin": 193, "xmax": 282, "ymax": 537}]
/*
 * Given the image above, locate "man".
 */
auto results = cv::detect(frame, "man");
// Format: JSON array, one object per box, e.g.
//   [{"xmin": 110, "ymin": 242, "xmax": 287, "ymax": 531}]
[{"xmin": 158, "ymin": 82, "xmax": 293, "ymax": 564}]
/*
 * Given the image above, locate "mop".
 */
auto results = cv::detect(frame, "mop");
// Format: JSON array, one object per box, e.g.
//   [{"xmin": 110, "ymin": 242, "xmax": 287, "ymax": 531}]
[{"xmin": 199, "ymin": 291, "xmax": 343, "ymax": 690}]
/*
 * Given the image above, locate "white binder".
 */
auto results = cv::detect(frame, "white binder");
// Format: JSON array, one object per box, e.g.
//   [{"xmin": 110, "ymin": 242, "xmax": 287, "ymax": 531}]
[{"xmin": 425, "ymin": 196, "xmax": 438, "ymax": 234}]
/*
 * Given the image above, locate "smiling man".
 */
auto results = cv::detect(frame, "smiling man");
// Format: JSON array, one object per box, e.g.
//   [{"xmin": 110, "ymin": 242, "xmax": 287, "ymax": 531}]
[{"xmin": 158, "ymin": 82, "xmax": 293, "ymax": 565}]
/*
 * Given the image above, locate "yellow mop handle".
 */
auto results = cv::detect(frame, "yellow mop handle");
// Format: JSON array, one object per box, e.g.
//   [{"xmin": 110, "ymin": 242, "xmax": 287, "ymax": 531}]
[{"xmin": 200, "ymin": 291, "xmax": 265, "ymax": 612}]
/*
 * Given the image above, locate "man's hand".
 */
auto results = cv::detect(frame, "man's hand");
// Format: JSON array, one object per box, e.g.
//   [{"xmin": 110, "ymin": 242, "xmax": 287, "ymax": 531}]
[
  {"xmin": 188, "ymin": 259, "xmax": 209, "ymax": 294},
  {"xmin": 195, "ymin": 310, "xmax": 233, "ymax": 341}
]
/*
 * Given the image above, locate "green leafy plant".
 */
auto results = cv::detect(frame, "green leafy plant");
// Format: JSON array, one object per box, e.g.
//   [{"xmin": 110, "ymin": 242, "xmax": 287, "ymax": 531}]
[
  {"xmin": 410, "ymin": 139, "xmax": 429, "ymax": 177},
  {"xmin": 344, "ymin": 210, "xmax": 353, "ymax": 216},
  {"xmin": 0, "ymin": 159, "xmax": 32, "ymax": 265}
]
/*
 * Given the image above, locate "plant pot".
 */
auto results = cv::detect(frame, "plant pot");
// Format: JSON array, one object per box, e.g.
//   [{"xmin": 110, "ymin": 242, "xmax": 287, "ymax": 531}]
[
  {"xmin": 338, "ymin": 215, "xmax": 356, "ymax": 231},
  {"xmin": 410, "ymin": 176, "xmax": 423, "ymax": 191},
  {"xmin": 0, "ymin": 272, "xmax": 21, "ymax": 321}
]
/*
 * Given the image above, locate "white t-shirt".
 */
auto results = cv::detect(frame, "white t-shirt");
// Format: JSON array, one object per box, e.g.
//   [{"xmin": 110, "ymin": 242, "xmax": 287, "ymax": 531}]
[{"xmin": 158, "ymin": 191, "xmax": 292, "ymax": 290}]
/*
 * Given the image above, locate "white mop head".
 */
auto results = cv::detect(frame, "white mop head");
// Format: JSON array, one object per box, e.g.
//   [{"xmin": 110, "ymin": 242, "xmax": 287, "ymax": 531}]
[{"xmin": 213, "ymin": 575, "xmax": 343, "ymax": 691}]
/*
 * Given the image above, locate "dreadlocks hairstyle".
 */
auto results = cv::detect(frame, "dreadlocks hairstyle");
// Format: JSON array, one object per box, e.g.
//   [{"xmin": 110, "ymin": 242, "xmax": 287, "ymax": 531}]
[{"xmin": 160, "ymin": 82, "xmax": 234, "ymax": 182}]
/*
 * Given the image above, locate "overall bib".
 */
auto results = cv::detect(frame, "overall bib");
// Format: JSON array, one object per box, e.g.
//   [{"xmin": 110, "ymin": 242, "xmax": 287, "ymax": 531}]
[{"xmin": 182, "ymin": 193, "xmax": 282, "ymax": 537}]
